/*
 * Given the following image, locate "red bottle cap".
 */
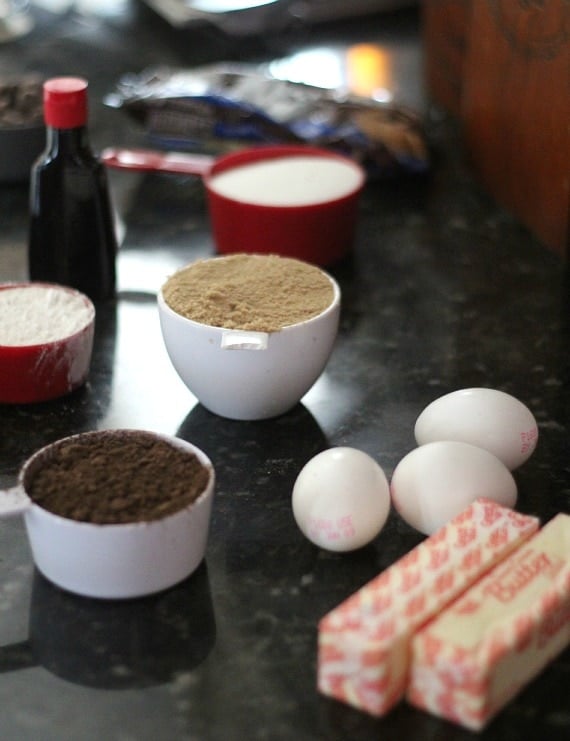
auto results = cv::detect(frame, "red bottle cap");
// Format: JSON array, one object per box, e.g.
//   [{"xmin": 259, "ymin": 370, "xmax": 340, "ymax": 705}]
[{"xmin": 43, "ymin": 77, "xmax": 88, "ymax": 129}]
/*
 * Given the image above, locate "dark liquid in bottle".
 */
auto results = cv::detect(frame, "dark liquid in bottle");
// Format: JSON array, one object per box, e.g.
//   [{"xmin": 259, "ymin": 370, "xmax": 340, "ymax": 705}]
[{"xmin": 29, "ymin": 127, "xmax": 117, "ymax": 302}]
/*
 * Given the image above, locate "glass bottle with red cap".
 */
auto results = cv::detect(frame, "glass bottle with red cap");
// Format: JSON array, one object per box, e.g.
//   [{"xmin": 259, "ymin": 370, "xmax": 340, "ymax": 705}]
[{"xmin": 28, "ymin": 77, "xmax": 117, "ymax": 301}]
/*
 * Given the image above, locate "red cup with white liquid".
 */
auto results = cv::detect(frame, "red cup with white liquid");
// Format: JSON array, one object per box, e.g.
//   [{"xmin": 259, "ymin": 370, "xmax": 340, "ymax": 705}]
[
  {"xmin": 102, "ymin": 144, "xmax": 365, "ymax": 266},
  {"xmin": 204, "ymin": 145, "xmax": 365, "ymax": 265}
]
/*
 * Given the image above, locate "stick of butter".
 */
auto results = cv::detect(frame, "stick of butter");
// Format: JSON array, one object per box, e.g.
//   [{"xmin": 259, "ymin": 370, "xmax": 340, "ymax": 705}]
[
  {"xmin": 317, "ymin": 498, "xmax": 539, "ymax": 717},
  {"xmin": 407, "ymin": 513, "xmax": 570, "ymax": 731}
]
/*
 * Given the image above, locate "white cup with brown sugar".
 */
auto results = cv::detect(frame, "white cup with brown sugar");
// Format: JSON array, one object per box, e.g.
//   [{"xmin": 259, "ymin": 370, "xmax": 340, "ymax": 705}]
[{"xmin": 157, "ymin": 253, "xmax": 341, "ymax": 421}]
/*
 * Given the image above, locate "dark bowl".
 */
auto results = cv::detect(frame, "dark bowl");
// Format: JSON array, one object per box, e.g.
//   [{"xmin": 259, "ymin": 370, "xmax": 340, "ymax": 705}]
[{"xmin": 0, "ymin": 76, "xmax": 45, "ymax": 182}]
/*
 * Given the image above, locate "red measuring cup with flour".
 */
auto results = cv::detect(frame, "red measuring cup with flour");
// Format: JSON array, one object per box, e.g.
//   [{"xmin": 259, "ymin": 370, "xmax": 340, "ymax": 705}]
[
  {"xmin": 0, "ymin": 282, "xmax": 95, "ymax": 403},
  {"xmin": 102, "ymin": 144, "xmax": 365, "ymax": 266}
]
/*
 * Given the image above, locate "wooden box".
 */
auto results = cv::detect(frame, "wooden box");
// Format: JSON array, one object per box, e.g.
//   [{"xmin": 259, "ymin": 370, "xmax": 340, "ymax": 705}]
[{"xmin": 422, "ymin": 0, "xmax": 570, "ymax": 256}]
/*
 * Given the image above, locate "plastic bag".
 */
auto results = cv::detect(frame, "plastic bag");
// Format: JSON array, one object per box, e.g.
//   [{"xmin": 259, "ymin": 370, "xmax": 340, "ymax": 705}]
[{"xmin": 105, "ymin": 63, "xmax": 428, "ymax": 178}]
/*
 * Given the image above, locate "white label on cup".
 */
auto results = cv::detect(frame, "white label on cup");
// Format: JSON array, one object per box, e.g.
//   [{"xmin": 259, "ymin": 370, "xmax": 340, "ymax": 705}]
[{"xmin": 220, "ymin": 331, "xmax": 269, "ymax": 351}]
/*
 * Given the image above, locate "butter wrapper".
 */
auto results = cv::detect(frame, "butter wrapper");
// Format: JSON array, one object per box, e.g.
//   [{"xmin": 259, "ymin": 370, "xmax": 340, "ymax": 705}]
[
  {"xmin": 408, "ymin": 513, "xmax": 570, "ymax": 731},
  {"xmin": 317, "ymin": 498, "xmax": 539, "ymax": 717}
]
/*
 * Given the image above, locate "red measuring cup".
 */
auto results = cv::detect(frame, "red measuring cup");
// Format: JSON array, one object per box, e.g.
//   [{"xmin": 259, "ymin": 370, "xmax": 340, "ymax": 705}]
[{"xmin": 102, "ymin": 144, "xmax": 365, "ymax": 266}]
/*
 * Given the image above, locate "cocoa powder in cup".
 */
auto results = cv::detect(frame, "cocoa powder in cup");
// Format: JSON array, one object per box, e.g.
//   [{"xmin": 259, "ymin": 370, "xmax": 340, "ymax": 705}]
[
  {"xmin": 27, "ymin": 430, "xmax": 210, "ymax": 524},
  {"xmin": 161, "ymin": 253, "xmax": 335, "ymax": 333}
]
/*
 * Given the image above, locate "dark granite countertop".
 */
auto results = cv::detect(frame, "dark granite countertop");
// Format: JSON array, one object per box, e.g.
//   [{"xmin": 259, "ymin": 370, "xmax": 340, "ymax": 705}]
[{"xmin": 0, "ymin": 3, "xmax": 568, "ymax": 740}]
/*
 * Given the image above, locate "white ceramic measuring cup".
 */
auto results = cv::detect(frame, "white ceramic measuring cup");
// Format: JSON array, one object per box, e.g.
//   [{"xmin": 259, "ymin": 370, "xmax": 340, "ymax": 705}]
[
  {"xmin": 157, "ymin": 265, "xmax": 341, "ymax": 421},
  {"xmin": 0, "ymin": 429, "xmax": 215, "ymax": 599}
]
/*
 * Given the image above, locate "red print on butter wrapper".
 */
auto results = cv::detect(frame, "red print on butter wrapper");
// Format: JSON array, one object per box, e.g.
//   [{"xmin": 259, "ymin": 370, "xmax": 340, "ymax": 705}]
[
  {"xmin": 408, "ymin": 514, "xmax": 570, "ymax": 732},
  {"xmin": 317, "ymin": 498, "xmax": 539, "ymax": 718}
]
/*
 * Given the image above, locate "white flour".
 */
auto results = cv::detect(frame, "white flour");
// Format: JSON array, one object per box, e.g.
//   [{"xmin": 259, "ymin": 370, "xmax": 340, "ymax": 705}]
[
  {"xmin": 208, "ymin": 155, "xmax": 363, "ymax": 206},
  {"xmin": 0, "ymin": 285, "xmax": 94, "ymax": 346}
]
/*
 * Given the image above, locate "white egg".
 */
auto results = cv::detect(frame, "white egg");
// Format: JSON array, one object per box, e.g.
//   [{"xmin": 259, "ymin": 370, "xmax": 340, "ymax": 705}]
[
  {"xmin": 292, "ymin": 447, "xmax": 391, "ymax": 552},
  {"xmin": 390, "ymin": 441, "xmax": 517, "ymax": 535},
  {"xmin": 414, "ymin": 387, "xmax": 538, "ymax": 470}
]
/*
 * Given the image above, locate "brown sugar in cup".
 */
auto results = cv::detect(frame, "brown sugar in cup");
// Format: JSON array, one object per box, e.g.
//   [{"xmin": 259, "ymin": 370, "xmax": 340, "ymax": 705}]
[
  {"xmin": 161, "ymin": 253, "xmax": 335, "ymax": 332},
  {"xmin": 0, "ymin": 429, "xmax": 215, "ymax": 599},
  {"xmin": 158, "ymin": 254, "xmax": 341, "ymax": 420}
]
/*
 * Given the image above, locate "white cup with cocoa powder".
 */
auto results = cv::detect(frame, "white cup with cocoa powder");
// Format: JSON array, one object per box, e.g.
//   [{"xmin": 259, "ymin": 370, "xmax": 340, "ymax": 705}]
[
  {"xmin": 0, "ymin": 429, "xmax": 215, "ymax": 599},
  {"xmin": 158, "ymin": 254, "xmax": 341, "ymax": 421}
]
